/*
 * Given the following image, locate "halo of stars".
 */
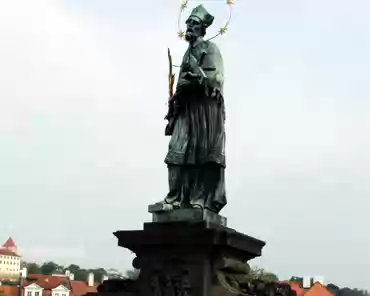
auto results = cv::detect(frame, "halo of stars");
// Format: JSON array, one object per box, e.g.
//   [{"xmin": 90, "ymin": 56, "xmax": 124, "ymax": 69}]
[{"xmin": 177, "ymin": 0, "xmax": 234, "ymax": 41}]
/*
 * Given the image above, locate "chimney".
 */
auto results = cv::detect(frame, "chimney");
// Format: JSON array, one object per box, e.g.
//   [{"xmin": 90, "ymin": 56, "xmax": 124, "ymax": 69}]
[
  {"xmin": 21, "ymin": 267, "xmax": 27, "ymax": 278},
  {"xmin": 303, "ymin": 276, "xmax": 311, "ymax": 288},
  {"xmin": 87, "ymin": 273, "xmax": 94, "ymax": 287},
  {"xmin": 65, "ymin": 270, "xmax": 70, "ymax": 277},
  {"xmin": 69, "ymin": 273, "xmax": 74, "ymax": 281}
]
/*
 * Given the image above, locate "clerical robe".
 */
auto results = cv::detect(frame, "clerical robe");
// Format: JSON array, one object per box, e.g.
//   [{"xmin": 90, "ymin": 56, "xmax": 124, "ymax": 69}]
[{"xmin": 164, "ymin": 39, "xmax": 227, "ymax": 213}]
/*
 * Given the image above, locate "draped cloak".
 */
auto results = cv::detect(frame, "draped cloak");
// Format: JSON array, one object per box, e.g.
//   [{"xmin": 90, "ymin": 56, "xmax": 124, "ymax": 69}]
[{"xmin": 164, "ymin": 39, "xmax": 227, "ymax": 213}]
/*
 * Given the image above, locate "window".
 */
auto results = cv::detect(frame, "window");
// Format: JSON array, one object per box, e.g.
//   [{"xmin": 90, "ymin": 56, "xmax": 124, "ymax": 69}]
[
  {"xmin": 55, "ymin": 293, "xmax": 59, "ymax": 296},
  {"xmin": 27, "ymin": 291, "xmax": 32, "ymax": 296},
  {"xmin": 35, "ymin": 292, "xmax": 40, "ymax": 296},
  {"xmin": 62, "ymin": 294, "xmax": 66, "ymax": 296}
]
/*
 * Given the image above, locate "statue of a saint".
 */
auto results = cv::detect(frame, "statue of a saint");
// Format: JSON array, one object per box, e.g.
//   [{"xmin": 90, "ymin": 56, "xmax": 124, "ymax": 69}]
[{"xmin": 161, "ymin": 5, "xmax": 226, "ymax": 214}]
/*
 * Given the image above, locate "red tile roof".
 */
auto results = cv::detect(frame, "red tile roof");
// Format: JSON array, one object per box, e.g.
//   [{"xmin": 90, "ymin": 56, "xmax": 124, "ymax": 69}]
[
  {"xmin": 24, "ymin": 274, "xmax": 72, "ymax": 290},
  {"xmin": 280, "ymin": 282, "xmax": 305, "ymax": 296},
  {"xmin": 280, "ymin": 281, "xmax": 333, "ymax": 296},
  {"xmin": 70, "ymin": 281, "xmax": 98, "ymax": 296},
  {"xmin": 0, "ymin": 248, "xmax": 20, "ymax": 257},
  {"xmin": 23, "ymin": 275, "xmax": 98, "ymax": 296},
  {"xmin": 0, "ymin": 285, "xmax": 18, "ymax": 296},
  {"xmin": 304, "ymin": 282, "xmax": 333, "ymax": 296},
  {"xmin": 2, "ymin": 238, "xmax": 17, "ymax": 249}
]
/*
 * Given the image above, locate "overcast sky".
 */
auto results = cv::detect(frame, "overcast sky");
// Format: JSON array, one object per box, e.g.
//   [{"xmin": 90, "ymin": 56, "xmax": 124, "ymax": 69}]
[{"xmin": 0, "ymin": 0, "xmax": 369, "ymax": 290}]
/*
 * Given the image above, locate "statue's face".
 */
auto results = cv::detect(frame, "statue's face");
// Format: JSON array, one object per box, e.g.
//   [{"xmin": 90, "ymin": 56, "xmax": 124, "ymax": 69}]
[{"xmin": 185, "ymin": 16, "xmax": 203, "ymax": 43}]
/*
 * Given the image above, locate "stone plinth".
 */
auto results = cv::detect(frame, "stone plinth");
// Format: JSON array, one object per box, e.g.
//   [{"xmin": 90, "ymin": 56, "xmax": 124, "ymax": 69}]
[
  {"xmin": 113, "ymin": 219, "xmax": 266, "ymax": 296},
  {"xmin": 149, "ymin": 206, "xmax": 227, "ymax": 227}
]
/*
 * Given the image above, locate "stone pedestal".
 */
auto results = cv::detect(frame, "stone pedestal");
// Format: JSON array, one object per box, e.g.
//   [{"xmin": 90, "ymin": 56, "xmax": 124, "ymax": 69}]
[
  {"xmin": 109, "ymin": 209, "xmax": 266, "ymax": 296},
  {"xmin": 149, "ymin": 206, "xmax": 227, "ymax": 227}
]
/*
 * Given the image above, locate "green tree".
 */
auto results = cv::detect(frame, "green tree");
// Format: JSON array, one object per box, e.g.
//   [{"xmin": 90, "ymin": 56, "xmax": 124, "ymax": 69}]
[
  {"xmin": 327, "ymin": 283, "xmax": 340, "ymax": 295},
  {"xmin": 89, "ymin": 268, "xmax": 107, "ymax": 283},
  {"xmin": 25, "ymin": 262, "xmax": 41, "ymax": 274},
  {"xmin": 337, "ymin": 288, "xmax": 370, "ymax": 296},
  {"xmin": 289, "ymin": 276, "xmax": 303, "ymax": 283},
  {"xmin": 74, "ymin": 269, "xmax": 88, "ymax": 281},
  {"xmin": 125, "ymin": 269, "xmax": 140, "ymax": 280},
  {"xmin": 249, "ymin": 266, "xmax": 279, "ymax": 282},
  {"xmin": 40, "ymin": 261, "xmax": 59, "ymax": 275},
  {"xmin": 107, "ymin": 268, "xmax": 124, "ymax": 279},
  {"xmin": 55, "ymin": 264, "xmax": 65, "ymax": 274},
  {"xmin": 65, "ymin": 264, "xmax": 80, "ymax": 274}
]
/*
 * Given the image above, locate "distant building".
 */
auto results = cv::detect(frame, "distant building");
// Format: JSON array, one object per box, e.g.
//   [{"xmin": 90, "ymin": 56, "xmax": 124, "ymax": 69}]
[
  {"xmin": 281, "ymin": 280, "xmax": 333, "ymax": 296},
  {"xmin": 0, "ymin": 237, "xmax": 21, "ymax": 280},
  {"xmin": 304, "ymin": 282, "xmax": 333, "ymax": 296},
  {"xmin": 0, "ymin": 271, "xmax": 98, "ymax": 296}
]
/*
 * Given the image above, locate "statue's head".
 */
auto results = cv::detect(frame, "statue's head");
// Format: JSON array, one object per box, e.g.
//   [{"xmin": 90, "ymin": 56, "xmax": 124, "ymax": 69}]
[{"xmin": 185, "ymin": 5, "xmax": 214, "ymax": 43}]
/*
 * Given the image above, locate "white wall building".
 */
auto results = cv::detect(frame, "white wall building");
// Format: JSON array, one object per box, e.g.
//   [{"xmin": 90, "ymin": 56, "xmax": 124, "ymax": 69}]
[
  {"xmin": 24, "ymin": 283, "xmax": 44, "ymax": 296},
  {"xmin": 0, "ymin": 237, "xmax": 21, "ymax": 279},
  {"xmin": 23, "ymin": 282, "xmax": 70, "ymax": 296}
]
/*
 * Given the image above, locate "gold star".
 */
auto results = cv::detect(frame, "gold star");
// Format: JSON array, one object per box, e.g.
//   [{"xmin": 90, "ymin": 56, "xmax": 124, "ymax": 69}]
[
  {"xmin": 181, "ymin": 0, "xmax": 188, "ymax": 10},
  {"xmin": 219, "ymin": 27, "xmax": 228, "ymax": 35},
  {"xmin": 227, "ymin": 0, "xmax": 234, "ymax": 4},
  {"xmin": 178, "ymin": 30, "xmax": 185, "ymax": 39}
]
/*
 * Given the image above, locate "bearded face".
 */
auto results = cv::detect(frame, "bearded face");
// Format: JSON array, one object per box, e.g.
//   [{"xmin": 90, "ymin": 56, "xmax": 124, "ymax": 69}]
[{"xmin": 185, "ymin": 17, "xmax": 204, "ymax": 43}]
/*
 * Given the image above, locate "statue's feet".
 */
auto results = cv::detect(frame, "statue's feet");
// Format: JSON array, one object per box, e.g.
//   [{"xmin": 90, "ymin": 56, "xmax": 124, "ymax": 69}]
[
  {"xmin": 191, "ymin": 204, "xmax": 203, "ymax": 210},
  {"xmin": 189, "ymin": 199, "xmax": 204, "ymax": 210},
  {"xmin": 148, "ymin": 200, "xmax": 180, "ymax": 213}
]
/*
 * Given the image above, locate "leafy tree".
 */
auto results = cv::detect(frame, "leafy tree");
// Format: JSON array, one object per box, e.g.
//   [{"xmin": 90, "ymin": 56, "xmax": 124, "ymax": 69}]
[
  {"xmin": 107, "ymin": 268, "xmax": 124, "ymax": 279},
  {"xmin": 289, "ymin": 276, "xmax": 303, "ymax": 283},
  {"xmin": 25, "ymin": 262, "xmax": 41, "ymax": 274},
  {"xmin": 125, "ymin": 269, "xmax": 140, "ymax": 280},
  {"xmin": 40, "ymin": 261, "xmax": 59, "ymax": 275},
  {"xmin": 327, "ymin": 283, "xmax": 340, "ymax": 295},
  {"xmin": 65, "ymin": 264, "xmax": 80, "ymax": 274},
  {"xmin": 55, "ymin": 264, "xmax": 65, "ymax": 274},
  {"xmin": 21, "ymin": 260, "xmax": 123, "ymax": 284},
  {"xmin": 337, "ymin": 287, "xmax": 370, "ymax": 296},
  {"xmin": 74, "ymin": 269, "xmax": 89, "ymax": 281},
  {"xmin": 89, "ymin": 268, "xmax": 107, "ymax": 283},
  {"xmin": 249, "ymin": 266, "xmax": 279, "ymax": 282}
]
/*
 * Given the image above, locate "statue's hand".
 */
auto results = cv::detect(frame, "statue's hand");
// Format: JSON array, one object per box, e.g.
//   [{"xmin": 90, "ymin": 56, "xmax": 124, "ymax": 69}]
[
  {"xmin": 211, "ymin": 88, "xmax": 218, "ymax": 98},
  {"xmin": 184, "ymin": 71, "xmax": 200, "ymax": 81}
]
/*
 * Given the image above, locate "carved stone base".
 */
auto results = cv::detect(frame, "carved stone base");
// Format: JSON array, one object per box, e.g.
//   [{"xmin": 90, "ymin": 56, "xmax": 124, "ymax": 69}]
[
  {"xmin": 111, "ymin": 221, "xmax": 266, "ymax": 296},
  {"xmin": 149, "ymin": 207, "xmax": 227, "ymax": 227}
]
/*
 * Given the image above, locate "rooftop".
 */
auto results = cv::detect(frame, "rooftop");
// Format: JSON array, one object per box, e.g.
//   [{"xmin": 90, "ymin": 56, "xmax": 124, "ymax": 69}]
[
  {"xmin": 2, "ymin": 237, "xmax": 17, "ymax": 249},
  {"xmin": 0, "ymin": 248, "xmax": 20, "ymax": 257},
  {"xmin": 22, "ymin": 274, "xmax": 98, "ymax": 296},
  {"xmin": 24, "ymin": 274, "xmax": 72, "ymax": 290}
]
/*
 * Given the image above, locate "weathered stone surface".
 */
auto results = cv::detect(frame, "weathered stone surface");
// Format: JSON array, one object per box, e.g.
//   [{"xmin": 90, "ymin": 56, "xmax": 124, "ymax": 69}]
[
  {"xmin": 87, "ymin": 221, "xmax": 299, "ymax": 296},
  {"xmin": 148, "ymin": 202, "xmax": 174, "ymax": 213},
  {"xmin": 150, "ymin": 208, "xmax": 227, "ymax": 227},
  {"xmin": 112, "ymin": 221, "xmax": 265, "ymax": 296}
]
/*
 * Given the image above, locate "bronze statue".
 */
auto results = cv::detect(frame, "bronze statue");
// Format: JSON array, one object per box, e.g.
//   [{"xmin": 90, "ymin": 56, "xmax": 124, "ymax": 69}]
[{"xmin": 161, "ymin": 5, "xmax": 226, "ymax": 214}]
